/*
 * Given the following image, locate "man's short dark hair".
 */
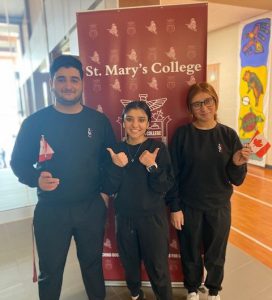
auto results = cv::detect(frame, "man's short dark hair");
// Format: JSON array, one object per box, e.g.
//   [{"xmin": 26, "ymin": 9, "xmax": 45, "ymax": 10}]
[{"xmin": 50, "ymin": 55, "xmax": 84, "ymax": 79}]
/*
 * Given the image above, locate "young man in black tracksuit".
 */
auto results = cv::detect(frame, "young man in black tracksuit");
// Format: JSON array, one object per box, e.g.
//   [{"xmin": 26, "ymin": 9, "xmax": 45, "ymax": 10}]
[
  {"xmin": 104, "ymin": 101, "xmax": 176, "ymax": 300},
  {"xmin": 10, "ymin": 55, "xmax": 115, "ymax": 300}
]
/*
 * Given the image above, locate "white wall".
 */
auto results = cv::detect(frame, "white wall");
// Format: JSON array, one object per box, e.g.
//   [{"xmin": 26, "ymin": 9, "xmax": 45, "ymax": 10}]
[
  {"xmin": 44, "ymin": 0, "xmax": 98, "ymax": 52},
  {"xmin": 30, "ymin": 14, "xmax": 48, "ymax": 73},
  {"xmin": 207, "ymin": 24, "xmax": 240, "ymax": 129}
]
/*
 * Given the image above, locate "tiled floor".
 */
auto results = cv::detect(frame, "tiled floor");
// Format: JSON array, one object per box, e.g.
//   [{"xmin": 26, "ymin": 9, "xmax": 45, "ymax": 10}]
[{"xmin": 0, "ymin": 216, "xmax": 272, "ymax": 300}]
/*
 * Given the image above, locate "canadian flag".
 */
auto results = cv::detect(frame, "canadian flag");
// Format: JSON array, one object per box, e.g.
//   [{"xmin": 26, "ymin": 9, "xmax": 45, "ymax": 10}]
[
  {"xmin": 249, "ymin": 130, "xmax": 271, "ymax": 158},
  {"xmin": 38, "ymin": 135, "xmax": 54, "ymax": 162}
]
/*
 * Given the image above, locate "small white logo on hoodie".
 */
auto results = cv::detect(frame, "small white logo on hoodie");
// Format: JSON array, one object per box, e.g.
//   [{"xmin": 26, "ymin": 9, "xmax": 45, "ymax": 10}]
[{"xmin": 88, "ymin": 128, "xmax": 92, "ymax": 138}]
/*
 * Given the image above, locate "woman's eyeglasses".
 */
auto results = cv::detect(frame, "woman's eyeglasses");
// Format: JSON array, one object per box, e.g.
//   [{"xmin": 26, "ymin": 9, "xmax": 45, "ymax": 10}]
[{"xmin": 190, "ymin": 97, "xmax": 215, "ymax": 110}]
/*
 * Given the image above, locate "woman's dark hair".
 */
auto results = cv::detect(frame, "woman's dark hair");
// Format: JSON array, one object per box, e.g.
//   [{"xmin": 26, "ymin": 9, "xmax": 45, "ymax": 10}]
[
  {"xmin": 50, "ymin": 55, "xmax": 84, "ymax": 79},
  {"xmin": 186, "ymin": 82, "xmax": 219, "ymax": 120},
  {"xmin": 122, "ymin": 101, "xmax": 152, "ymax": 122}
]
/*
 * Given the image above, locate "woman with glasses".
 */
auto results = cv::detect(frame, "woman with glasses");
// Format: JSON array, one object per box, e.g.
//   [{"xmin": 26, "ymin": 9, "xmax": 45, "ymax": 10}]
[{"xmin": 168, "ymin": 82, "xmax": 251, "ymax": 300}]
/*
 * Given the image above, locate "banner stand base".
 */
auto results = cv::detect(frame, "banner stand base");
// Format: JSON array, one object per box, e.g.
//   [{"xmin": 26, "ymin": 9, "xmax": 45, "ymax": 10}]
[
  {"xmin": 105, "ymin": 281, "xmax": 185, "ymax": 287},
  {"xmin": 105, "ymin": 281, "xmax": 206, "ymax": 290}
]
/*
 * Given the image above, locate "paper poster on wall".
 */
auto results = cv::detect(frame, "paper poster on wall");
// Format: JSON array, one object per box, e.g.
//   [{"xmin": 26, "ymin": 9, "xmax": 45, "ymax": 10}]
[
  {"xmin": 77, "ymin": 4, "xmax": 207, "ymax": 283},
  {"xmin": 238, "ymin": 18, "xmax": 271, "ymax": 166}
]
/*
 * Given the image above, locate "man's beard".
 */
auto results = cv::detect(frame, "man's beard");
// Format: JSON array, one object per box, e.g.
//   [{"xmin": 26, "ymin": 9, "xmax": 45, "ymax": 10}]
[
  {"xmin": 52, "ymin": 88, "xmax": 83, "ymax": 106},
  {"xmin": 55, "ymin": 96, "xmax": 82, "ymax": 106}
]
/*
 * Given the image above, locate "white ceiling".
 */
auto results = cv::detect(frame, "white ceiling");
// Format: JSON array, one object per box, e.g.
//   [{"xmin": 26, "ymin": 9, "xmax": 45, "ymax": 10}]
[
  {"xmin": 161, "ymin": 0, "xmax": 269, "ymax": 32},
  {"xmin": 207, "ymin": 0, "xmax": 272, "ymax": 10},
  {"xmin": 0, "ymin": 0, "xmax": 270, "ymax": 32},
  {"xmin": 207, "ymin": 3, "xmax": 268, "ymax": 32}
]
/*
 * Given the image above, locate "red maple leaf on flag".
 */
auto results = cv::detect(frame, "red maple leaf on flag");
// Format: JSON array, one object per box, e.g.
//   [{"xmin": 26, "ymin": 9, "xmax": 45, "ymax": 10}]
[
  {"xmin": 249, "ymin": 130, "xmax": 271, "ymax": 158},
  {"xmin": 253, "ymin": 138, "xmax": 263, "ymax": 148},
  {"xmin": 38, "ymin": 135, "xmax": 54, "ymax": 162}
]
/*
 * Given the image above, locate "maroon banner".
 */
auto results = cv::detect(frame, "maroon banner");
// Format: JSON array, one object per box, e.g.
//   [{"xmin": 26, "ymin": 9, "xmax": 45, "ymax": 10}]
[{"xmin": 77, "ymin": 4, "xmax": 207, "ymax": 283}]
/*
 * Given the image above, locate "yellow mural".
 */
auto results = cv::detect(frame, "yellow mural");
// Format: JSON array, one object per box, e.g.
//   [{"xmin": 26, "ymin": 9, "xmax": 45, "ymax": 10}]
[{"xmin": 238, "ymin": 66, "xmax": 266, "ymax": 140}]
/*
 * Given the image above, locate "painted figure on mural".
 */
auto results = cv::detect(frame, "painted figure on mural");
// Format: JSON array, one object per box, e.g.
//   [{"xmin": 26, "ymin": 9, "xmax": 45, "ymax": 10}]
[
  {"xmin": 10, "ymin": 55, "xmax": 115, "ymax": 300},
  {"xmin": 242, "ymin": 21, "xmax": 270, "ymax": 55},
  {"xmin": 168, "ymin": 82, "xmax": 251, "ymax": 300},
  {"xmin": 242, "ymin": 70, "xmax": 263, "ymax": 106},
  {"xmin": 104, "ymin": 101, "xmax": 177, "ymax": 300}
]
